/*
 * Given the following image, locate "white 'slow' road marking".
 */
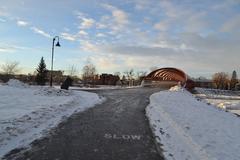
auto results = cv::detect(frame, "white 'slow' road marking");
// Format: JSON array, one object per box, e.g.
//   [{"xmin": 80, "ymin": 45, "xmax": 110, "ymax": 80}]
[{"xmin": 104, "ymin": 133, "xmax": 142, "ymax": 140}]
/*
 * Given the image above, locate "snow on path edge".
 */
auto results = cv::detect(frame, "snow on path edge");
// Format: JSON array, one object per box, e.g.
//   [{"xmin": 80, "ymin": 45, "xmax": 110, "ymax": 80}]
[
  {"xmin": 0, "ymin": 87, "xmax": 105, "ymax": 158},
  {"xmin": 146, "ymin": 86, "xmax": 240, "ymax": 160}
]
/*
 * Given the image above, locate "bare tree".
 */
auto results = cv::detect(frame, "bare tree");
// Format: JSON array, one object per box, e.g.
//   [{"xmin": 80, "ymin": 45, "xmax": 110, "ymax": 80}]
[
  {"xmin": 136, "ymin": 71, "xmax": 147, "ymax": 85},
  {"xmin": 136, "ymin": 71, "xmax": 147, "ymax": 80},
  {"xmin": 67, "ymin": 65, "xmax": 78, "ymax": 77},
  {"xmin": 1, "ymin": 61, "xmax": 20, "ymax": 75},
  {"xmin": 212, "ymin": 72, "xmax": 230, "ymax": 89},
  {"xmin": 82, "ymin": 62, "xmax": 97, "ymax": 86},
  {"xmin": 114, "ymin": 72, "xmax": 121, "ymax": 77},
  {"xmin": 124, "ymin": 69, "xmax": 134, "ymax": 80},
  {"xmin": 124, "ymin": 69, "xmax": 135, "ymax": 86}
]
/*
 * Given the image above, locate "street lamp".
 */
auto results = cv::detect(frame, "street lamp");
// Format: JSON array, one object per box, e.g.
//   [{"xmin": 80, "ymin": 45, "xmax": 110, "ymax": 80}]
[{"xmin": 50, "ymin": 36, "xmax": 61, "ymax": 87}]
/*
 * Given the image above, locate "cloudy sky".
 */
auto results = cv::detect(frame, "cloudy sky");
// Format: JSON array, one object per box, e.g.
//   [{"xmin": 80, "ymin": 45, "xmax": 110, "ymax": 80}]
[{"xmin": 0, "ymin": 0, "xmax": 240, "ymax": 77}]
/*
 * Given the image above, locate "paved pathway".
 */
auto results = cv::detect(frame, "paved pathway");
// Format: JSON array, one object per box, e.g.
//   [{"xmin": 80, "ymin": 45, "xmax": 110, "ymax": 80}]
[{"xmin": 4, "ymin": 88, "xmax": 164, "ymax": 160}]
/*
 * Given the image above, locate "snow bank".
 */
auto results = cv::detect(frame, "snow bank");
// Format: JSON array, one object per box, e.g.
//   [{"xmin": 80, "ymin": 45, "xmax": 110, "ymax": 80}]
[
  {"xmin": 195, "ymin": 87, "xmax": 240, "ymax": 99},
  {"xmin": 70, "ymin": 85, "xmax": 142, "ymax": 90},
  {"xmin": 0, "ymin": 84, "xmax": 104, "ymax": 158},
  {"xmin": 35, "ymin": 87, "xmax": 73, "ymax": 96},
  {"xmin": 195, "ymin": 87, "xmax": 240, "ymax": 112},
  {"xmin": 146, "ymin": 87, "xmax": 240, "ymax": 160},
  {"xmin": 211, "ymin": 101, "xmax": 240, "ymax": 110},
  {"xmin": 70, "ymin": 85, "xmax": 122, "ymax": 90},
  {"xmin": 6, "ymin": 79, "xmax": 29, "ymax": 88},
  {"xmin": 169, "ymin": 85, "xmax": 182, "ymax": 91}
]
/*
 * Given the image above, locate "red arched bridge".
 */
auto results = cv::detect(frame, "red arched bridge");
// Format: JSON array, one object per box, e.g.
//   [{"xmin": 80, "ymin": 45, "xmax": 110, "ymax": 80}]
[{"xmin": 142, "ymin": 67, "xmax": 194, "ymax": 89}]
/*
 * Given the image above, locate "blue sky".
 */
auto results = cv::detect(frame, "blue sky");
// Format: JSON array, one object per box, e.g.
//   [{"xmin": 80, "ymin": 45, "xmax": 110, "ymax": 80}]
[{"xmin": 0, "ymin": 0, "xmax": 240, "ymax": 78}]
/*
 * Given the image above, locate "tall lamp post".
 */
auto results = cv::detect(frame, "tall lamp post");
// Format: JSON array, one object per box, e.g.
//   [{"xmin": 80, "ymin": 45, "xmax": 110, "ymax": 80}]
[{"xmin": 50, "ymin": 36, "xmax": 61, "ymax": 87}]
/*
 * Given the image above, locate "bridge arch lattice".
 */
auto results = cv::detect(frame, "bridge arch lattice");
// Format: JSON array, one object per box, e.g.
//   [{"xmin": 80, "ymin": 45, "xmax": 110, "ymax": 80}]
[{"xmin": 142, "ymin": 68, "xmax": 188, "ymax": 88}]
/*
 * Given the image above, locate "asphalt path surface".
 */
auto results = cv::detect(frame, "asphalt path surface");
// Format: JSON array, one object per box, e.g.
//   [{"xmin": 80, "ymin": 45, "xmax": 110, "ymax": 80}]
[{"xmin": 4, "ymin": 88, "xmax": 164, "ymax": 160}]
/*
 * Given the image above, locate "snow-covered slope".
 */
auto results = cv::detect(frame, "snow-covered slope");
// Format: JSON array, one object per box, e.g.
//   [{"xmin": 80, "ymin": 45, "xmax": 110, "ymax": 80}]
[
  {"xmin": 194, "ymin": 87, "xmax": 240, "ymax": 115},
  {"xmin": 146, "ymin": 86, "xmax": 240, "ymax": 160},
  {"xmin": 195, "ymin": 87, "xmax": 240, "ymax": 99},
  {"xmin": 0, "ymin": 80, "xmax": 104, "ymax": 158}
]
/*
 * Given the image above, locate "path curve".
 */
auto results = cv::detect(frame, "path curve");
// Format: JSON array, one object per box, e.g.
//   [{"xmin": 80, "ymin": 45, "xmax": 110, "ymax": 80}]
[{"xmin": 4, "ymin": 88, "xmax": 164, "ymax": 160}]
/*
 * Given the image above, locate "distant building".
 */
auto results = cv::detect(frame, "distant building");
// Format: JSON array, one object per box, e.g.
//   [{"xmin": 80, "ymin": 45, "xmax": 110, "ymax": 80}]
[
  {"xmin": 15, "ymin": 74, "xmax": 35, "ymax": 84},
  {"xmin": 97, "ymin": 74, "xmax": 120, "ymax": 85},
  {"xmin": 46, "ymin": 70, "xmax": 65, "ymax": 84},
  {"xmin": 193, "ymin": 78, "xmax": 213, "ymax": 88},
  {"xmin": 46, "ymin": 70, "xmax": 64, "ymax": 77}
]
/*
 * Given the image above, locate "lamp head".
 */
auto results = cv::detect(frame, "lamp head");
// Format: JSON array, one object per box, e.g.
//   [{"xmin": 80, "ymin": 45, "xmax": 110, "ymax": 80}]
[{"xmin": 55, "ymin": 41, "xmax": 61, "ymax": 47}]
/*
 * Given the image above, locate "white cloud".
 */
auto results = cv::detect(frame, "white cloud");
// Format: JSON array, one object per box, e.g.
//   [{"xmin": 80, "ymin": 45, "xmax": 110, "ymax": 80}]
[
  {"xmin": 1, "ymin": 0, "xmax": 239, "ymax": 77},
  {"xmin": 17, "ymin": 20, "xmax": 28, "ymax": 27},
  {"xmin": 154, "ymin": 20, "xmax": 170, "ymax": 31},
  {"xmin": 60, "ymin": 30, "xmax": 88, "ymax": 42},
  {"xmin": 63, "ymin": 27, "xmax": 70, "ymax": 32},
  {"xmin": 184, "ymin": 12, "xmax": 208, "ymax": 32},
  {"xmin": 221, "ymin": 15, "xmax": 240, "ymax": 32},
  {"xmin": 212, "ymin": 0, "xmax": 240, "ymax": 11},
  {"xmin": 77, "ymin": 29, "xmax": 240, "ymax": 76},
  {"xmin": 0, "ymin": 43, "xmax": 33, "ymax": 53},
  {"xmin": 30, "ymin": 27, "xmax": 51, "ymax": 38},
  {"xmin": 80, "ymin": 17, "xmax": 95, "ymax": 29},
  {"xmin": 90, "ymin": 55, "xmax": 122, "ymax": 72},
  {"xmin": 69, "ymin": 1, "xmax": 240, "ymax": 76},
  {"xmin": 75, "ymin": 11, "xmax": 87, "ymax": 19},
  {"xmin": 80, "ymin": 40, "xmax": 99, "ymax": 52},
  {"xmin": 124, "ymin": 56, "xmax": 170, "ymax": 70},
  {"xmin": 0, "ymin": 18, "xmax": 6, "ymax": 22},
  {"xmin": 96, "ymin": 33, "xmax": 106, "ymax": 37},
  {"xmin": 78, "ymin": 30, "xmax": 88, "ymax": 36},
  {"xmin": 0, "ymin": 47, "xmax": 15, "ymax": 53},
  {"xmin": 156, "ymin": 1, "xmax": 208, "ymax": 33},
  {"xmin": 0, "ymin": 9, "xmax": 8, "ymax": 17},
  {"xmin": 112, "ymin": 9, "xmax": 128, "ymax": 25},
  {"xmin": 134, "ymin": 0, "xmax": 151, "ymax": 10},
  {"xmin": 96, "ymin": 22, "xmax": 107, "ymax": 29},
  {"xmin": 102, "ymin": 4, "xmax": 129, "ymax": 30},
  {"xmin": 160, "ymin": 1, "xmax": 180, "ymax": 18},
  {"xmin": 75, "ymin": 11, "xmax": 95, "ymax": 29},
  {"xmin": 61, "ymin": 32, "xmax": 76, "ymax": 41}
]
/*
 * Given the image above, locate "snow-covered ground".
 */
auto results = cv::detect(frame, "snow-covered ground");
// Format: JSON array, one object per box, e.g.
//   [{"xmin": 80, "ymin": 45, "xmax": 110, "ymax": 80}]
[
  {"xmin": 194, "ymin": 87, "xmax": 240, "ymax": 115},
  {"xmin": 70, "ymin": 85, "xmax": 142, "ymax": 90},
  {"xmin": 195, "ymin": 87, "xmax": 240, "ymax": 100},
  {"xmin": 146, "ymin": 86, "xmax": 240, "ymax": 160},
  {"xmin": 0, "ymin": 79, "xmax": 104, "ymax": 158},
  {"xmin": 70, "ymin": 85, "xmax": 122, "ymax": 90}
]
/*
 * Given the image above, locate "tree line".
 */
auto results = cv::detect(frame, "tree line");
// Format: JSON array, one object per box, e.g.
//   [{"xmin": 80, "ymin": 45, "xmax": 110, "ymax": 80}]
[
  {"xmin": 212, "ymin": 71, "xmax": 238, "ymax": 90},
  {"xmin": 0, "ymin": 57, "xmax": 147, "ymax": 87},
  {"xmin": 1, "ymin": 58, "xmax": 238, "ymax": 90}
]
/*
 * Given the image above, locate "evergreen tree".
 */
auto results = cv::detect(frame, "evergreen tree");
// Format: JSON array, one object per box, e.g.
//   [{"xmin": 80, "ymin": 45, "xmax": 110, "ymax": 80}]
[
  {"xmin": 35, "ymin": 57, "xmax": 47, "ymax": 85},
  {"xmin": 230, "ymin": 70, "xmax": 238, "ymax": 90}
]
